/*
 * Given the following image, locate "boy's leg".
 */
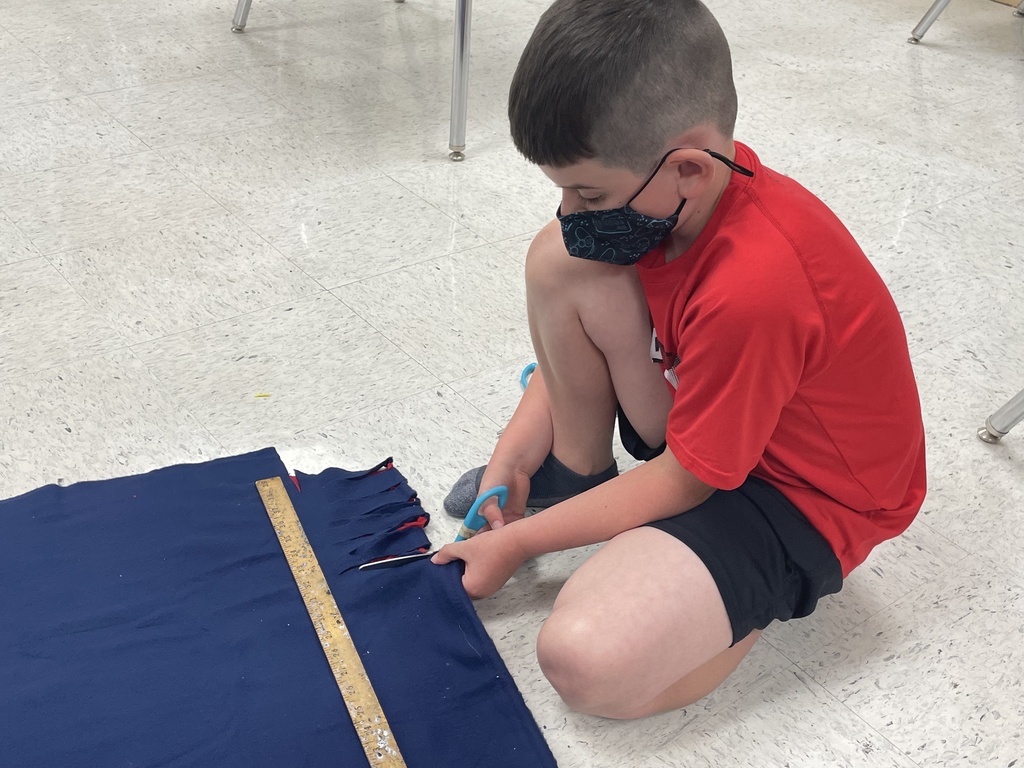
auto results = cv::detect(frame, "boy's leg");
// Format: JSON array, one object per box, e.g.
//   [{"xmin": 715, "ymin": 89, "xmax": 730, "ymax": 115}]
[
  {"xmin": 525, "ymin": 221, "xmax": 673, "ymax": 475},
  {"xmin": 536, "ymin": 526, "xmax": 756, "ymax": 720},
  {"xmin": 525, "ymin": 222, "xmax": 749, "ymax": 717},
  {"xmin": 444, "ymin": 219, "xmax": 669, "ymax": 519}
]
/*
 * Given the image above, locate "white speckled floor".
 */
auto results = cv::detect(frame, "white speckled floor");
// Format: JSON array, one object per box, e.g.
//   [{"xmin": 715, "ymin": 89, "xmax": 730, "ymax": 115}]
[{"xmin": 1, "ymin": 0, "xmax": 1023, "ymax": 764}]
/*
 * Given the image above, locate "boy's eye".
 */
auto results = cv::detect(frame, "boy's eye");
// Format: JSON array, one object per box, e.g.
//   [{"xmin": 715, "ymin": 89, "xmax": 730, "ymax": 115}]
[{"xmin": 580, "ymin": 193, "xmax": 607, "ymax": 208}]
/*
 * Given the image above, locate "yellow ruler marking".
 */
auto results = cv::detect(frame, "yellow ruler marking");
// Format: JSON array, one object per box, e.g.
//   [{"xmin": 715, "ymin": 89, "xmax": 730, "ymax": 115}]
[{"xmin": 256, "ymin": 477, "xmax": 407, "ymax": 768}]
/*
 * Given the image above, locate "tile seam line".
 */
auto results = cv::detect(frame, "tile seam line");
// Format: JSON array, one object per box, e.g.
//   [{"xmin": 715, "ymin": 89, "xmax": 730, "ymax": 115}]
[
  {"xmin": 81, "ymin": 72, "xmax": 305, "ymax": 152},
  {"xmin": 40, "ymin": 210, "xmax": 322, "ymax": 344},
  {"xmin": 0, "ymin": 207, "xmax": 41, "ymax": 257},
  {"xmin": 795, "ymin": 668, "xmax": 927, "ymax": 768},
  {"xmin": 311, "ymin": 244, "xmax": 491, "ymax": 292},
  {"xmin": 291, "ymin": 382, "xmax": 467, "ymax": 442},
  {"xmin": 10, "ymin": 20, "xmax": 226, "ymax": 82},
  {"xmin": 222, "ymin": 209, "xmax": 332, "ymax": 293},
  {"xmin": 382, "ymin": 170, "xmax": 541, "ymax": 243},
  {"xmin": 328, "ymin": 283, "xmax": 447, "ymax": 379},
  {"xmin": 122, "ymin": 345, "xmax": 230, "ymax": 458},
  {"xmin": 41, "ymin": 254, "xmax": 140, "ymax": 348},
  {"xmin": 79, "ymin": 69, "xmax": 264, "ymax": 101},
  {"xmin": 80, "ymin": 92, "xmax": 161, "ymax": 156},
  {"xmin": 26, "ymin": 206, "xmax": 232, "ymax": 261},
  {"xmin": 0, "ymin": 342, "xmax": 132, "ymax": 390},
  {"xmin": 446, "ymin": 385, "xmax": 516, "ymax": 433},
  {"xmin": 124, "ymin": 289, "xmax": 345, "ymax": 351},
  {"xmin": 131, "ymin": 114, "xmax": 300, "ymax": 153},
  {"xmin": 0, "ymin": 147, "xmax": 159, "ymax": 182}
]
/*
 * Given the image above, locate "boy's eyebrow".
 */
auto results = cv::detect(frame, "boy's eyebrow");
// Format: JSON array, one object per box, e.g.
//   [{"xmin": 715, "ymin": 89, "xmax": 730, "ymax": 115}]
[{"xmin": 558, "ymin": 184, "xmax": 602, "ymax": 190}]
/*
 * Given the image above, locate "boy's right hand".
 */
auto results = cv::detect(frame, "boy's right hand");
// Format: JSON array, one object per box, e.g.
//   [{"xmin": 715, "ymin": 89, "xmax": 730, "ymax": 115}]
[{"xmin": 476, "ymin": 465, "xmax": 531, "ymax": 530}]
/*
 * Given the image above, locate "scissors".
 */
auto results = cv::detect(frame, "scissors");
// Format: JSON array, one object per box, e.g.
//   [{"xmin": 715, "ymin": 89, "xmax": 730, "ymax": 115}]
[{"xmin": 455, "ymin": 486, "xmax": 509, "ymax": 542}]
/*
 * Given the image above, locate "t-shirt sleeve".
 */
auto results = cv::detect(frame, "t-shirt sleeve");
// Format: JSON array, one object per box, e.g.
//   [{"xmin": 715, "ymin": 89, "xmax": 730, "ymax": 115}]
[{"xmin": 664, "ymin": 265, "xmax": 830, "ymax": 490}]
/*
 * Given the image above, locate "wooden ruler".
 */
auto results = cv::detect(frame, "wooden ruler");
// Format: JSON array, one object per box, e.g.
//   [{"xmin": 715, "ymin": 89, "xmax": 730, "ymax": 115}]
[{"xmin": 256, "ymin": 477, "xmax": 407, "ymax": 768}]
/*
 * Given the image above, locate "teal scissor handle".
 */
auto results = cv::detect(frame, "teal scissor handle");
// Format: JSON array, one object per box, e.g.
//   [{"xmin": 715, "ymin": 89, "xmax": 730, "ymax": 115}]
[
  {"xmin": 454, "ymin": 486, "xmax": 509, "ymax": 542},
  {"xmin": 520, "ymin": 362, "xmax": 537, "ymax": 391}
]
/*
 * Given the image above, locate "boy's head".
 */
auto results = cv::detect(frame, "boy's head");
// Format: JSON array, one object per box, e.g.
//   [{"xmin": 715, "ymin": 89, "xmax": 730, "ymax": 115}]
[{"xmin": 509, "ymin": 0, "xmax": 737, "ymax": 175}]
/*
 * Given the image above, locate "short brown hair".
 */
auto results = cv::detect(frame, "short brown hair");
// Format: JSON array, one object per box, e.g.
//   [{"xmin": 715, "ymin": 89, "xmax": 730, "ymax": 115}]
[{"xmin": 509, "ymin": 0, "xmax": 737, "ymax": 173}]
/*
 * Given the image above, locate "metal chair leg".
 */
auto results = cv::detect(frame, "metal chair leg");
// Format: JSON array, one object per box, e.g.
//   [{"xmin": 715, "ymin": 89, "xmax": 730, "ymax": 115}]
[
  {"xmin": 231, "ymin": 0, "xmax": 474, "ymax": 158},
  {"xmin": 1015, "ymin": 0, "xmax": 1024, "ymax": 18},
  {"xmin": 908, "ymin": 0, "xmax": 954, "ymax": 43},
  {"xmin": 978, "ymin": 387, "xmax": 1024, "ymax": 443},
  {"xmin": 448, "ymin": 0, "xmax": 473, "ymax": 161},
  {"xmin": 231, "ymin": 0, "xmax": 253, "ymax": 32}
]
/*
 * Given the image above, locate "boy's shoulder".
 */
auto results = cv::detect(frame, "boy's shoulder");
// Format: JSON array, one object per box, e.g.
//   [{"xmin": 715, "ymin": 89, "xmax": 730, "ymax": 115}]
[
  {"xmin": 704, "ymin": 142, "xmax": 868, "ymax": 276},
  {"xmin": 728, "ymin": 143, "xmax": 849, "ymax": 233}
]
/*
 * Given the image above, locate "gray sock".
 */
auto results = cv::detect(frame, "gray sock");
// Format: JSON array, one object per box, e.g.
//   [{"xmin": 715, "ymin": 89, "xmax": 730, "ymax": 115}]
[{"xmin": 443, "ymin": 454, "xmax": 618, "ymax": 518}]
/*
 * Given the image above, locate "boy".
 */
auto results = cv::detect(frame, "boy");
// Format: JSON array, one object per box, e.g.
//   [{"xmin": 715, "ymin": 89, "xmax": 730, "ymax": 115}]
[{"xmin": 432, "ymin": 0, "xmax": 926, "ymax": 720}]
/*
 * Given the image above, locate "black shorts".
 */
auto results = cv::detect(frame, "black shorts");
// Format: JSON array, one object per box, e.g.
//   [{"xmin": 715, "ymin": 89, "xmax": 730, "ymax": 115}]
[
  {"xmin": 616, "ymin": 405, "xmax": 667, "ymax": 462},
  {"xmin": 617, "ymin": 408, "xmax": 843, "ymax": 645}
]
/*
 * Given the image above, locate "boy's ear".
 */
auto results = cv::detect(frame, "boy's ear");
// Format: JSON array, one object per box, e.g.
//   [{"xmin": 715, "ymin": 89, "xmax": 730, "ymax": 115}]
[{"xmin": 668, "ymin": 148, "xmax": 718, "ymax": 197}]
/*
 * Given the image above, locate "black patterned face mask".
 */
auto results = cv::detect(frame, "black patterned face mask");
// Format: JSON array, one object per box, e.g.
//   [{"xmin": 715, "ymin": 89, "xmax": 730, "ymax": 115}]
[{"xmin": 556, "ymin": 149, "xmax": 754, "ymax": 266}]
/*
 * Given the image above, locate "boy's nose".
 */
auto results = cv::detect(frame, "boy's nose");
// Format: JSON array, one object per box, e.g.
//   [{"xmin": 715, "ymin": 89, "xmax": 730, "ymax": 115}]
[{"xmin": 560, "ymin": 191, "xmax": 583, "ymax": 216}]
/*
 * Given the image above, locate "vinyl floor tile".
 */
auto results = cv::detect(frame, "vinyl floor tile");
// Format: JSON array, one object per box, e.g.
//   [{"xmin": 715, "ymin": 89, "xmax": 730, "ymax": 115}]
[
  {"xmin": 159, "ymin": 120, "xmax": 382, "ymax": 212},
  {"xmin": 132, "ymin": 292, "xmax": 440, "ymax": 446},
  {"xmin": 20, "ymin": 27, "xmax": 218, "ymax": 93},
  {"xmin": 357, "ymin": 24, "xmax": 535, "ymax": 97},
  {"xmin": 387, "ymin": 147, "xmax": 557, "ymax": 242},
  {"xmin": 237, "ymin": 175, "xmax": 485, "ymax": 288},
  {"xmin": 448, "ymin": 360, "xmax": 535, "ymax": 433},
  {"xmin": 232, "ymin": 52, "xmax": 421, "ymax": 121},
  {"xmin": 90, "ymin": 73, "xmax": 295, "ymax": 149},
  {"xmin": 779, "ymin": 136, "xmax": 1012, "ymax": 236},
  {"xmin": 0, "ymin": 210, "xmax": 40, "ymax": 265},
  {"xmin": 264, "ymin": 3, "xmax": 454, "ymax": 53},
  {"xmin": 0, "ymin": 258, "xmax": 125, "ymax": 383},
  {"xmin": 0, "ymin": 350, "xmax": 223, "ymax": 502},
  {"xmin": 49, "ymin": 212, "xmax": 321, "ymax": 343},
  {"xmin": 911, "ymin": 320, "xmax": 1024, "ymax": 581},
  {"xmin": 660, "ymin": 667, "xmax": 920, "ymax": 768},
  {"xmin": 1, "ymin": 0, "xmax": 168, "ymax": 39},
  {"xmin": 856, "ymin": 214, "xmax": 1021, "ymax": 357},
  {"xmin": 168, "ymin": 8, "xmax": 351, "ymax": 71},
  {"xmin": 332, "ymin": 244, "xmax": 533, "ymax": 381},
  {"xmin": 800, "ymin": 557, "xmax": 1024, "ymax": 767},
  {"xmin": 0, "ymin": 96, "xmax": 148, "ymax": 177},
  {"xmin": 0, "ymin": 151, "xmax": 225, "ymax": 254},
  {"xmin": 0, "ymin": 30, "xmax": 80, "ymax": 109}
]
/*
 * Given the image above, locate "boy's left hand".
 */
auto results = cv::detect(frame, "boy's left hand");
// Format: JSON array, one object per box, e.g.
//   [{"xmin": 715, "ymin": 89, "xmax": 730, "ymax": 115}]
[{"xmin": 431, "ymin": 526, "xmax": 528, "ymax": 599}]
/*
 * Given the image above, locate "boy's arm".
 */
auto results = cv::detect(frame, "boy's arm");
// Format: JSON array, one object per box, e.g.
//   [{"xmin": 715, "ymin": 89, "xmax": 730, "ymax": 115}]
[
  {"xmin": 511, "ymin": 448, "xmax": 712, "ymax": 556},
  {"xmin": 475, "ymin": 368, "xmax": 554, "ymax": 524},
  {"xmin": 433, "ymin": 448, "xmax": 714, "ymax": 598}
]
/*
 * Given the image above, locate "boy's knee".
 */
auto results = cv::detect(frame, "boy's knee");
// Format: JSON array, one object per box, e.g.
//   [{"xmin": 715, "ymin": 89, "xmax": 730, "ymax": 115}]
[
  {"xmin": 537, "ymin": 610, "xmax": 642, "ymax": 719},
  {"xmin": 525, "ymin": 220, "xmax": 573, "ymax": 293},
  {"xmin": 525, "ymin": 220, "xmax": 638, "ymax": 300}
]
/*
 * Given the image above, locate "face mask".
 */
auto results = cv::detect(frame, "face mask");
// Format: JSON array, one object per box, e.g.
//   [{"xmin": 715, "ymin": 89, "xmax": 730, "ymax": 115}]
[{"xmin": 556, "ymin": 149, "xmax": 754, "ymax": 266}]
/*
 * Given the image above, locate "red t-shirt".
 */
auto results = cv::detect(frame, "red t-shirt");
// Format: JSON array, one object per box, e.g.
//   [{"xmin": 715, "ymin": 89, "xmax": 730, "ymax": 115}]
[{"xmin": 636, "ymin": 142, "xmax": 926, "ymax": 577}]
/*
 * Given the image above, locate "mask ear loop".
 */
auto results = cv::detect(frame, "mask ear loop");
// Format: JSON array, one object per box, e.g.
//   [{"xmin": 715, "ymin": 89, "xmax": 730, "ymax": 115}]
[
  {"xmin": 705, "ymin": 149, "xmax": 755, "ymax": 177},
  {"xmin": 624, "ymin": 147, "xmax": 754, "ymax": 211},
  {"xmin": 625, "ymin": 147, "xmax": 685, "ymax": 207}
]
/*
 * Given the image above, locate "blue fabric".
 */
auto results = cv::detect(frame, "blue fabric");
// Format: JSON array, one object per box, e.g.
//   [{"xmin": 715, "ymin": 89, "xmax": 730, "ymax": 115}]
[{"xmin": 0, "ymin": 449, "xmax": 556, "ymax": 768}]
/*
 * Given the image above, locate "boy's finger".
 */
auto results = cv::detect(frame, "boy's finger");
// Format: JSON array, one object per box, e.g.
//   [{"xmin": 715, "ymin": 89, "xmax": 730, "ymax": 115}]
[
  {"xmin": 431, "ymin": 544, "xmax": 462, "ymax": 565},
  {"xmin": 479, "ymin": 499, "xmax": 505, "ymax": 529}
]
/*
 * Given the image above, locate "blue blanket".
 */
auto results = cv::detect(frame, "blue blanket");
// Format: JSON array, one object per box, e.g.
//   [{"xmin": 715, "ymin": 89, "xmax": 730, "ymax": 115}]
[{"xmin": 0, "ymin": 449, "xmax": 556, "ymax": 767}]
